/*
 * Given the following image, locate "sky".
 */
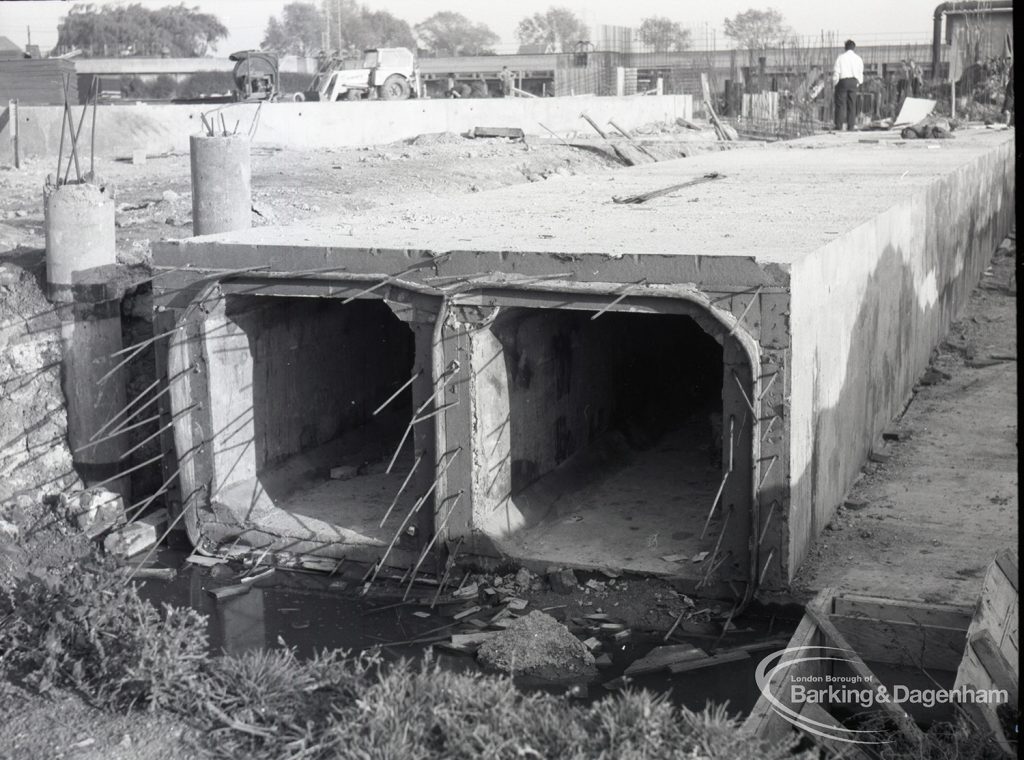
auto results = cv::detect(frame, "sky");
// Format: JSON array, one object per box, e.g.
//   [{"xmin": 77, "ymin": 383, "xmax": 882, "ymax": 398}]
[{"xmin": 1, "ymin": 0, "xmax": 940, "ymax": 55}]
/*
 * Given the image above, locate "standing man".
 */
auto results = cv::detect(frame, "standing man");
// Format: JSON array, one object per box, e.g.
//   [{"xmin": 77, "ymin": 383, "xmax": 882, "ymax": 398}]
[
  {"xmin": 499, "ymin": 66, "xmax": 514, "ymax": 98},
  {"xmin": 832, "ymin": 39, "xmax": 864, "ymax": 131},
  {"xmin": 446, "ymin": 73, "xmax": 460, "ymax": 98}
]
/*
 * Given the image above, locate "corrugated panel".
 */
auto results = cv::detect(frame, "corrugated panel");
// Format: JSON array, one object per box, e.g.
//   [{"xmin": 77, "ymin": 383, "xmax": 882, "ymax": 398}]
[{"xmin": 0, "ymin": 59, "xmax": 78, "ymax": 105}]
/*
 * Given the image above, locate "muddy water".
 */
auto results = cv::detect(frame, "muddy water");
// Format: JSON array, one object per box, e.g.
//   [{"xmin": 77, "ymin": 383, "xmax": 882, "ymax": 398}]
[{"xmin": 139, "ymin": 547, "xmax": 797, "ymax": 714}]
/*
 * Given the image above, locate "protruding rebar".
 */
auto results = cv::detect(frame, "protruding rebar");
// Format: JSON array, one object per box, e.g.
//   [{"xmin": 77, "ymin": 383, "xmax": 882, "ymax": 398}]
[
  {"xmin": 757, "ymin": 548, "xmax": 776, "ymax": 585},
  {"xmin": 758, "ymin": 455, "xmax": 779, "ymax": 488},
  {"xmin": 758, "ymin": 370, "xmax": 778, "ymax": 400},
  {"xmin": 118, "ymin": 403, "xmax": 197, "ymax": 461},
  {"xmin": 758, "ymin": 501, "xmax": 777, "ymax": 546},
  {"xmin": 727, "ymin": 285, "xmax": 762, "ymax": 336},
  {"xmin": 732, "ymin": 371, "xmax": 756, "ymax": 415},
  {"xmin": 366, "ymin": 448, "xmax": 461, "ymax": 590},
  {"xmin": 73, "ymin": 413, "xmax": 160, "ymax": 454},
  {"xmin": 699, "ymin": 508, "xmax": 733, "ymax": 588},
  {"xmin": 590, "ymin": 278, "xmax": 647, "ymax": 321},
  {"xmin": 378, "ymin": 454, "xmax": 422, "ymax": 528},
  {"xmin": 60, "ymin": 75, "xmax": 81, "ymax": 183},
  {"xmin": 90, "ymin": 378, "xmax": 160, "ymax": 442},
  {"xmin": 699, "ymin": 472, "xmax": 729, "ymax": 541},
  {"xmin": 372, "ymin": 371, "xmax": 421, "ymax": 416},
  {"xmin": 65, "ymin": 453, "xmax": 163, "ymax": 496},
  {"xmin": 402, "ymin": 490, "xmax": 463, "ymax": 600},
  {"xmin": 430, "ymin": 536, "xmax": 463, "ymax": 608}
]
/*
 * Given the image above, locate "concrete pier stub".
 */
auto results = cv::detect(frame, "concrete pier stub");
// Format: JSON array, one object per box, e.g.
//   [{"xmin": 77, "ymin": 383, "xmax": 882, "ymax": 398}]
[
  {"xmin": 44, "ymin": 182, "xmax": 115, "ymax": 304},
  {"xmin": 190, "ymin": 134, "xmax": 251, "ymax": 236},
  {"xmin": 44, "ymin": 182, "xmax": 128, "ymax": 498}
]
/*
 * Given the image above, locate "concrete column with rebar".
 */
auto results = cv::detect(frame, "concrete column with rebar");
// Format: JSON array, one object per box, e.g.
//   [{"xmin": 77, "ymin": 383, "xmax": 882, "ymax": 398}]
[
  {"xmin": 44, "ymin": 181, "xmax": 128, "ymax": 498},
  {"xmin": 190, "ymin": 134, "xmax": 251, "ymax": 236}
]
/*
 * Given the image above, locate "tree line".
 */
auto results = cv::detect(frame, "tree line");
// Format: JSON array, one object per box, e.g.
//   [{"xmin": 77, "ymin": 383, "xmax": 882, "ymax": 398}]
[{"xmin": 55, "ymin": 2, "xmax": 792, "ymax": 59}]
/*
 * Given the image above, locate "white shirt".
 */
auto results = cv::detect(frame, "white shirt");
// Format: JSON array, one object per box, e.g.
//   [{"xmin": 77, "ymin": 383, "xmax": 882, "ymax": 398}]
[{"xmin": 833, "ymin": 50, "xmax": 864, "ymax": 85}]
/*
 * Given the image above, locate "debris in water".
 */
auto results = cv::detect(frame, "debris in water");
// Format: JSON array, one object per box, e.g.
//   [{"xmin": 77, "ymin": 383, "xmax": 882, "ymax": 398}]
[{"xmin": 207, "ymin": 583, "xmax": 251, "ymax": 600}]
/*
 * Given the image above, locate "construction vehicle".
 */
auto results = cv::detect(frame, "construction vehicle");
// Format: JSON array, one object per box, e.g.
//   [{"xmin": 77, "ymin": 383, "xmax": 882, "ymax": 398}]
[
  {"xmin": 298, "ymin": 47, "xmax": 418, "ymax": 102},
  {"xmin": 230, "ymin": 50, "xmax": 279, "ymax": 102}
]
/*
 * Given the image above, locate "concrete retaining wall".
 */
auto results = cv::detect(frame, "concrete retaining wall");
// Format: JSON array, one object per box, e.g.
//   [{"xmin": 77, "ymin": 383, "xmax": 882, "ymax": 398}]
[
  {"xmin": 4, "ymin": 95, "xmax": 693, "ymax": 162},
  {"xmin": 786, "ymin": 137, "xmax": 1016, "ymax": 577}
]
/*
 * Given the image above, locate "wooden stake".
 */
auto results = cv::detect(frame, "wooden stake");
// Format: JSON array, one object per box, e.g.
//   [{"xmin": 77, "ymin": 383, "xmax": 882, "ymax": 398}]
[{"xmin": 89, "ymin": 77, "xmax": 98, "ymax": 177}]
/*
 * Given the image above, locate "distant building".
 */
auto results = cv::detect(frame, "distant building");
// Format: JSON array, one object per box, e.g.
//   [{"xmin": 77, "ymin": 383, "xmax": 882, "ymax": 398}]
[
  {"xmin": 590, "ymin": 24, "xmax": 638, "ymax": 53},
  {"xmin": 517, "ymin": 43, "xmax": 555, "ymax": 55},
  {"xmin": 942, "ymin": 3, "xmax": 1013, "ymax": 60},
  {"xmin": 0, "ymin": 35, "xmax": 25, "ymax": 60}
]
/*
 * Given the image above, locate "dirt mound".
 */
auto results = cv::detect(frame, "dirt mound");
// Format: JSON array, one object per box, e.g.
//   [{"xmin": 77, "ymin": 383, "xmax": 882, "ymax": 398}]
[
  {"xmin": 406, "ymin": 132, "xmax": 466, "ymax": 146},
  {"xmin": 476, "ymin": 610, "xmax": 596, "ymax": 682}
]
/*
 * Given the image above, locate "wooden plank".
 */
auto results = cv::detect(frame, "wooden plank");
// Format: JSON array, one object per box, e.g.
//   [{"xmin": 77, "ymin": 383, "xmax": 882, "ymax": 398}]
[
  {"xmin": 805, "ymin": 605, "xmax": 925, "ymax": 744},
  {"xmin": 798, "ymin": 703, "xmax": 875, "ymax": 760},
  {"xmin": 469, "ymin": 127, "xmax": 525, "ymax": 139},
  {"xmin": 968, "ymin": 630, "xmax": 1018, "ymax": 703},
  {"xmin": 449, "ymin": 631, "xmax": 500, "ymax": 648},
  {"xmin": 832, "ymin": 593, "xmax": 972, "ymax": 630},
  {"xmin": 957, "ymin": 549, "xmax": 1019, "ymax": 696},
  {"xmin": 624, "ymin": 643, "xmax": 706, "ymax": 676},
  {"xmin": 743, "ymin": 590, "xmax": 831, "ymax": 744},
  {"xmin": 829, "ymin": 613, "xmax": 967, "ymax": 670},
  {"xmin": 667, "ymin": 649, "xmax": 749, "ymax": 673},
  {"xmin": 994, "ymin": 551, "xmax": 1017, "ymax": 592},
  {"xmin": 207, "ymin": 583, "xmax": 250, "ymax": 600}
]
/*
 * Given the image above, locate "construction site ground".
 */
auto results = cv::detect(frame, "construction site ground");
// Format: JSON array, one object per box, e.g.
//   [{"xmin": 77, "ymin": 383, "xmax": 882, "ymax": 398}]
[
  {"xmin": 0, "ymin": 133, "xmax": 625, "ymax": 262},
  {"xmin": 791, "ymin": 231, "xmax": 1018, "ymax": 607},
  {"xmin": 0, "ymin": 131, "xmax": 1017, "ymax": 757}
]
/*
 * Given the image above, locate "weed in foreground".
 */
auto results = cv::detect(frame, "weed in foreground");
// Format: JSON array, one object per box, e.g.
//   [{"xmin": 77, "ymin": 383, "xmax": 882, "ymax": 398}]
[
  {"xmin": 0, "ymin": 564, "xmax": 809, "ymax": 759},
  {"xmin": 0, "ymin": 559, "xmax": 206, "ymax": 710}
]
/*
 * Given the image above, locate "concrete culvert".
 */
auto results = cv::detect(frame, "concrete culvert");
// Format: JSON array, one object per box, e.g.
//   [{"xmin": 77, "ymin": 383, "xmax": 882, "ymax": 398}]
[
  {"xmin": 471, "ymin": 308, "xmax": 732, "ymax": 578},
  {"xmin": 195, "ymin": 295, "xmax": 422, "ymax": 560}
]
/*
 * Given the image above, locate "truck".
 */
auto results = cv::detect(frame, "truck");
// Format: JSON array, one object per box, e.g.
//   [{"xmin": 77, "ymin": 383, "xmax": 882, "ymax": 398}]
[{"xmin": 299, "ymin": 47, "xmax": 418, "ymax": 101}]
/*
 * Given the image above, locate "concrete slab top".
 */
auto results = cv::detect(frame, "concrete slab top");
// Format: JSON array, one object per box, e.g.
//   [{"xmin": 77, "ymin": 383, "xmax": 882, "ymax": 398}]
[{"xmin": 163, "ymin": 129, "xmax": 1013, "ymax": 269}]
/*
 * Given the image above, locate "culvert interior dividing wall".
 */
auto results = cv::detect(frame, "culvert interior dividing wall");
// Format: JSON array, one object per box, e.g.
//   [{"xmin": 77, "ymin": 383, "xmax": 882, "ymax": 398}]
[
  {"xmin": 203, "ymin": 295, "xmax": 420, "ymax": 550},
  {"xmin": 471, "ymin": 308, "xmax": 728, "ymax": 575}
]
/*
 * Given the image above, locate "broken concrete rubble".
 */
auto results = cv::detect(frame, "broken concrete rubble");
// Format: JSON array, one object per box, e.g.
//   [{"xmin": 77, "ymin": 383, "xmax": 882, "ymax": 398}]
[
  {"xmin": 103, "ymin": 508, "xmax": 167, "ymax": 559},
  {"xmin": 61, "ymin": 488, "xmax": 125, "ymax": 537},
  {"xmin": 547, "ymin": 567, "xmax": 578, "ymax": 594},
  {"xmin": 476, "ymin": 610, "xmax": 598, "ymax": 682}
]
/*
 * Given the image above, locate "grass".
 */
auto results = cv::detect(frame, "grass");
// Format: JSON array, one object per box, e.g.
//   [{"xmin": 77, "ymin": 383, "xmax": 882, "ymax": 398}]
[
  {"xmin": 0, "ymin": 560, "xmax": 812, "ymax": 759},
  {"xmin": 8, "ymin": 560, "xmax": 1006, "ymax": 759}
]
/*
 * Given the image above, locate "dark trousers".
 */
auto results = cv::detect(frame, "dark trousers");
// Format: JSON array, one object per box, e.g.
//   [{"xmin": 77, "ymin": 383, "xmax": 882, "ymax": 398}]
[{"xmin": 834, "ymin": 77, "xmax": 858, "ymax": 130}]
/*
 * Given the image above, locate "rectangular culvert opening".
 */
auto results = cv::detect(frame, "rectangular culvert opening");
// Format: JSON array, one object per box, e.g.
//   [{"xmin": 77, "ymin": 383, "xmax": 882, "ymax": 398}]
[
  {"xmin": 473, "ymin": 307, "xmax": 727, "ymax": 576},
  {"xmin": 204, "ymin": 295, "xmax": 418, "ymax": 550}
]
